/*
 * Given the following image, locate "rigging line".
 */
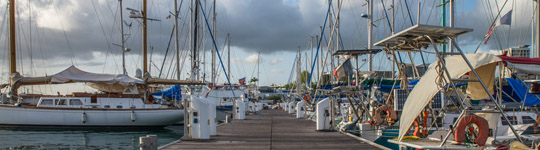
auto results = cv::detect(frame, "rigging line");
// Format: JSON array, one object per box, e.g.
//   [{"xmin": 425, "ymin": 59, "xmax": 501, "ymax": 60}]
[
  {"xmin": 425, "ymin": 0, "xmax": 436, "ymax": 24},
  {"xmin": 308, "ymin": 0, "xmax": 332, "ymax": 86},
  {"xmin": 286, "ymin": 56, "xmax": 297, "ymax": 90},
  {"xmin": 473, "ymin": 0, "xmax": 510, "ymax": 53},
  {"xmin": 380, "ymin": 0, "xmax": 393, "ymax": 33},
  {"xmin": 329, "ymin": 4, "xmax": 345, "ymax": 50},
  {"xmin": 505, "ymin": 0, "xmax": 515, "ymax": 49},
  {"xmin": 158, "ymin": 25, "xmax": 176, "ymax": 78},
  {"xmin": 519, "ymin": 2, "xmax": 536, "ymax": 48},
  {"xmin": 91, "ymin": 0, "xmax": 120, "ymax": 73},
  {"xmin": 403, "ymin": 0, "xmax": 415, "ymax": 25},
  {"xmin": 492, "ymin": 0, "xmax": 506, "ymax": 50},
  {"xmin": 198, "ymin": 0, "xmax": 236, "ymax": 97},
  {"xmin": 53, "ymin": 0, "xmax": 76, "ymax": 66}
]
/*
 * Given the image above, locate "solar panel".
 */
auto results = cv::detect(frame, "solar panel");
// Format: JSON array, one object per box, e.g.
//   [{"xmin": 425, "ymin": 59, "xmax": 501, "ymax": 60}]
[
  {"xmin": 373, "ymin": 24, "xmax": 472, "ymax": 51},
  {"xmin": 393, "ymin": 89, "xmax": 408, "ymax": 111},
  {"xmin": 431, "ymin": 91, "xmax": 445, "ymax": 110}
]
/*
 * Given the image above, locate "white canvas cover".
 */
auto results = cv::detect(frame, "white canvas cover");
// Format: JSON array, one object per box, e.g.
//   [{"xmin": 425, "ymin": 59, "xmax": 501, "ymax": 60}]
[
  {"xmin": 397, "ymin": 53, "xmax": 501, "ymax": 141},
  {"xmin": 51, "ymin": 65, "xmax": 144, "ymax": 86}
]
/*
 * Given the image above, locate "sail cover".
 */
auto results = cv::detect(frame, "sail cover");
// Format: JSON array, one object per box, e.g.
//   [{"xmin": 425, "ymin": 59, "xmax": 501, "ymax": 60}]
[
  {"xmin": 499, "ymin": 55, "xmax": 540, "ymax": 75},
  {"xmin": 51, "ymin": 66, "xmax": 144, "ymax": 86},
  {"xmin": 397, "ymin": 53, "xmax": 501, "ymax": 141}
]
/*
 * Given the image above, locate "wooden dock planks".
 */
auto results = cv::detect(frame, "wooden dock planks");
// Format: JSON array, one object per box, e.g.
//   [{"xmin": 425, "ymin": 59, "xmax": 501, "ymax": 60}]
[{"xmin": 161, "ymin": 109, "xmax": 381, "ymax": 150}]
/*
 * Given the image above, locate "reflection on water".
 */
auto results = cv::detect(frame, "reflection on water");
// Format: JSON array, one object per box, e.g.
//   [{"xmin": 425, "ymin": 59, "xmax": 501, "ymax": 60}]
[{"xmin": 0, "ymin": 125, "xmax": 183, "ymax": 149}]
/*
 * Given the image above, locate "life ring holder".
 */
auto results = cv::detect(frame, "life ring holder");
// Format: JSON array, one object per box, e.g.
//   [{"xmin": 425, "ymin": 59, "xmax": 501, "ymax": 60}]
[{"xmin": 454, "ymin": 115, "xmax": 489, "ymax": 146}]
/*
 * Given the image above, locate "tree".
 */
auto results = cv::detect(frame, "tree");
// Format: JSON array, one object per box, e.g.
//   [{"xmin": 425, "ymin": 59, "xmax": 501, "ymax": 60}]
[
  {"xmin": 266, "ymin": 95, "xmax": 282, "ymax": 104},
  {"xmin": 249, "ymin": 77, "xmax": 258, "ymax": 84}
]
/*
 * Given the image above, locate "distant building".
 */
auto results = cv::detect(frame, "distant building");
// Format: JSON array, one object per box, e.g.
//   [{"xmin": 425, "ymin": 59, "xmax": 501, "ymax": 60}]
[{"xmin": 507, "ymin": 46, "xmax": 530, "ymax": 58}]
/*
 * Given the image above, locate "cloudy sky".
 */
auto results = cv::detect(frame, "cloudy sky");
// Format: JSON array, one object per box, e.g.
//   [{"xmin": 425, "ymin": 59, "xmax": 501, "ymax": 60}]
[{"xmin": 0, "ymin": 0, "xmax": 535, "ymax": 94}]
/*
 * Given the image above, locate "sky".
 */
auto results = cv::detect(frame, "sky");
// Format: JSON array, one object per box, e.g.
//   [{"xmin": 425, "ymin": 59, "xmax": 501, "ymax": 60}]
[{"xmin": 0, "ymin": 0, "xmax": 536, "ymax": 94}]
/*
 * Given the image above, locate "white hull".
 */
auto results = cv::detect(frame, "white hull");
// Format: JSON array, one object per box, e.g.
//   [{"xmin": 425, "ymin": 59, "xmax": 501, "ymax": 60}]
[{"xmin": 0, "ymin": 105, "xmax": 183, "ymax": 127}]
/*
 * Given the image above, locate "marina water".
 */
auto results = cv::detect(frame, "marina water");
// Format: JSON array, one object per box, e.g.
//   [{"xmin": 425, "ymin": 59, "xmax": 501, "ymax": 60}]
[{"xmin": 0, "ymin": 125, "xmax": 183, "ymax": 149}]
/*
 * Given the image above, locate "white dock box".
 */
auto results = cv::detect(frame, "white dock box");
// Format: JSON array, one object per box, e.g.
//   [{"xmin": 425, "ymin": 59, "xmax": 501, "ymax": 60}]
[
  {"xmin": 296, "ymin": 100, "xmax": 305, "ymax": 118},
  {"xmin": 316, "ymin": 98, "xmax": 330, "ymax": 130},
  {"xmin": 190, "ymin": 96, "xmax": 210, "ymax": 139},
  {"xmin": 200, "ymin": 98, "xmax": 217, "ymax": 136},
  {"xmin": 235, "ymin": 99, "xmax": 246, "ymax": 120},
  {"xmin": 288, "ymin": 101, "xmax": 296, "ymax": 114}
]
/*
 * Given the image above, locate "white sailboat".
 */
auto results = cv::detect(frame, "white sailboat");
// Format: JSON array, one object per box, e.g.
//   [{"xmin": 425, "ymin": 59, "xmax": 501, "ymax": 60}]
[{"xmin": 0, "ymin": 0, "xmax": 202, "ymax": 127}]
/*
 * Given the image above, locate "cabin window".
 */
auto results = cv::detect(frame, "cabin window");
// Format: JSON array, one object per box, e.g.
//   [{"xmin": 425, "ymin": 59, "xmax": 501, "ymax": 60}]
[
  {"xmin": 116, "ymin": 105, "xmax": 122, "ymax": 109},
  {"xmin": 104, "ymin": 105, "xmax": 110, "ymax": 108},
  {"xmin": 57, "ymin": 99, "xmax": 67, "ymax": 105},
  {"xmin": 40, "ymin": 99, "xmax": 54, "ymax": 105},
  {"xmin": 522, "ymin": 116, "xmax": 536, "ymax": 124},
  {"xmin": 91, "ymin": 96, "xmax": 97, "ymax": 103},
  {"xmin": 70, "ymin": 99, "xmax": 83, "ymax": 105},
  {"xmin": 501, "ymin": 116, "xmax": 518, "ymax": 125}
]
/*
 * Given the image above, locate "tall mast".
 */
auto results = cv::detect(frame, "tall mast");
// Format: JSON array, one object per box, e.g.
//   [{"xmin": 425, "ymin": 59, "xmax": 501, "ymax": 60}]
[
  {"xmin": 120, "ymin": 0, "xmax": 127, "ymax": 75},
  {"xmin": 191, "ymin": 0, "xmax": 200, "ymax": 80},
  {"xmin": 449, "ymin": 0, "xmax": 454, "ymax": 52},
  {"xmin": 211, "ymin": 0, "xmax": 216, "ymax": 85},
  {"xmin": 175, "ymin": 0, "xmax": 180, "ymax": 79},
  {"xmin": 441, "ymin": 0, "xmax": 446, "ymax": 53},
  {"xmin": 227, "ymin": 33, "xmax": 231, "ymax": 81},
  {"xmin": 532, "ymin": 1, "xmax": 540, "ymax": 57},
  {"xmin": 367, "ymin": 0, "xmax": 373, "ymax": 72},
  {"xmin": 296, "ymin": 46, "xmax": 301, "ymax": 95},
  {"xmin": 142, "ymin": 0, "xmax": 148, "ymax": 73},
  {"xmin": 9, "ymin": 0, "xmax": 15, "ymax": 76}
]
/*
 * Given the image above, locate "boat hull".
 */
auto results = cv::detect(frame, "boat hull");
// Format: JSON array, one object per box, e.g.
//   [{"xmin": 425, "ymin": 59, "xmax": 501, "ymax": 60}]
[{"xmin": 0, "ymin": 105, "xmax": 183, "ymax": 127}]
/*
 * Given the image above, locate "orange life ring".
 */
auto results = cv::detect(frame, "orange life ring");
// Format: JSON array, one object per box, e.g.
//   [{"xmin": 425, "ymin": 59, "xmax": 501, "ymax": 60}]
[
  {"xmin": 454, "ymin": 115, "xmax": 489, "ymax": 146},
  {"xmin": 303, "ymin": 94, "xmax": 311, "ymax": 101},
  {"xmin": 373, "ymin": 105, "xmax": 397, "ymax": 125}
]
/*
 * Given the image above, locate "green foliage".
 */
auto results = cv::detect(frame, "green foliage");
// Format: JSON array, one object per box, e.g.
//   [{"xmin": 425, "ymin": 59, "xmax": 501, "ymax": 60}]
[
  {"xmin": 266, "ymin": 95, "xmax": 282, "ymax": 103},
  {"xmin": 249, "ymin": 77, "xmax": 259, "ymax": 84}
]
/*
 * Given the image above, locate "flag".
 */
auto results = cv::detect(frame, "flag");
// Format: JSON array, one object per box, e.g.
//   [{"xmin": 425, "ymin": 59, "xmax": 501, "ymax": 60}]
[
  {"xmin": 484, "ymin": 10, "xmax": 512, "ymax": 44},
  {"xmin": 239, "ymin": 77, "xmax": 246, "ymax": 85},
  {"xmin": 333, "ymin": 58, "xmax": 353, "ymax": 79}
]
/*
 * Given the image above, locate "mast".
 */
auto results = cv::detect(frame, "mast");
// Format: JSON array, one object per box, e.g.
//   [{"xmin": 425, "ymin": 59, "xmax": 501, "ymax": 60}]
[
  {"xmin": 449, "ymin": 0, "xmax": 454, "ymax": 52},
  {"xmin": 310, "ymin": 36, "xmax": 313, "ymax": 88},
  {"xmin": 143, "ymin": 0, "xmax": 148, "ymax": 73},
  {"xmin": 227, "ymin": 33, "xmax": 231, "ymax": 81},
  {"xmin": 367, "ymin": 0, "xmax": 373, "ymax": 72},
  {"xmin": 9, "ymin": 0, "xmax": 15, "ymax": 76},
  {"xmin": 532, "ymin": 1, "xmax": 540, "ymax": 57},
  {"xmin": 391, "ymin": 0, "xmax": 395, "ymax": 79},
  {"xmin": 211, "ymin": 0, "xmax": 216, "ymax": 85},
  {"xmin": 120, "ymin": 0, "xmax": 127, "ymax": 75},
  {"xmin": 441, "ymin": 0, "xmax": 446, "ymax": 53},
  {"xmin": 191, "ymin": 0, "xmax": 199, "ymax": 80},
  {"xmin": 175, "ymin": 0, "xmax": 180, "ymax": 79},
  {"xmin": 296, "ymin": 46, "xmax": 301, "ymax": 96}
]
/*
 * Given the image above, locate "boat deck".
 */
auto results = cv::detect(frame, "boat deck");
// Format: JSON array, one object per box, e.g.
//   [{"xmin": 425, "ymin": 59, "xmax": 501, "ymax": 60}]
[{"xmin": 161, "ymin": 109, "xmax": 382, "ymax": 149}]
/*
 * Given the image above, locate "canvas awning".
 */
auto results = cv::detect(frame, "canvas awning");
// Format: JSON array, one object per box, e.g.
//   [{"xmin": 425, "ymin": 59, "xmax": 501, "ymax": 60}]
[
  {"xmin": 11, "ymin": 66, "xmax": 144, "ymax": 92},
  {"xmin": 397, "ymin": 53, "xmax": 502, "ymax": 141},
  {"xmin": 51, "ymin": 66, "xmax": 144, "ymax": 85}
]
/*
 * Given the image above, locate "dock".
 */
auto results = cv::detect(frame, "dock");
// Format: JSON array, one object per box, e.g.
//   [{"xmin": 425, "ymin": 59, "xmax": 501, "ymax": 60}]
[{"xmin": 160, "ymin": 109, "xmax": 383, "ymax": 150}]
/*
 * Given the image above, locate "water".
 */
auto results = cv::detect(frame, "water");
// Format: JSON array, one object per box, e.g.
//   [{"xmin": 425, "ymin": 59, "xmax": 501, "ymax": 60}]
[{"xmin": 0, "ymin": 125, "xmax": 183, "ymax": 149}]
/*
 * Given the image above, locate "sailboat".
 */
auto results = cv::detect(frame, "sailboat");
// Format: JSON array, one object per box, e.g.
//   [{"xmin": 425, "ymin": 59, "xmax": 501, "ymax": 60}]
[{"xmin": 0, "ymin": 0, "xmax": 202, "ymax": 127}]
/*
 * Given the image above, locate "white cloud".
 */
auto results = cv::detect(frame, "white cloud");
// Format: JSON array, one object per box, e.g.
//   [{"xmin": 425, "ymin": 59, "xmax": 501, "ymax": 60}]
[
  {"xmin": 245, "ymin": 54, "xmax": 259, "ymax": 63},
  {"xmin": 270, "ymin": 69, "xmax": 283, "ymax": 73},
  {"xmin": 270, "ymin": 58, "xmax": 284, "ymax": 65},
  {"xmin": 231, "ymin": 58, "xmax": 243, "ymax": 63}
]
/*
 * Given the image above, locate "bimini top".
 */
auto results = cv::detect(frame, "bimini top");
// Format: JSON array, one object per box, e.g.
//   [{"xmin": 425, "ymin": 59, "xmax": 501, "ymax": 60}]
[{"xmin": 374, "ymin": 24, "xmax": 472, "ymax": 51}]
